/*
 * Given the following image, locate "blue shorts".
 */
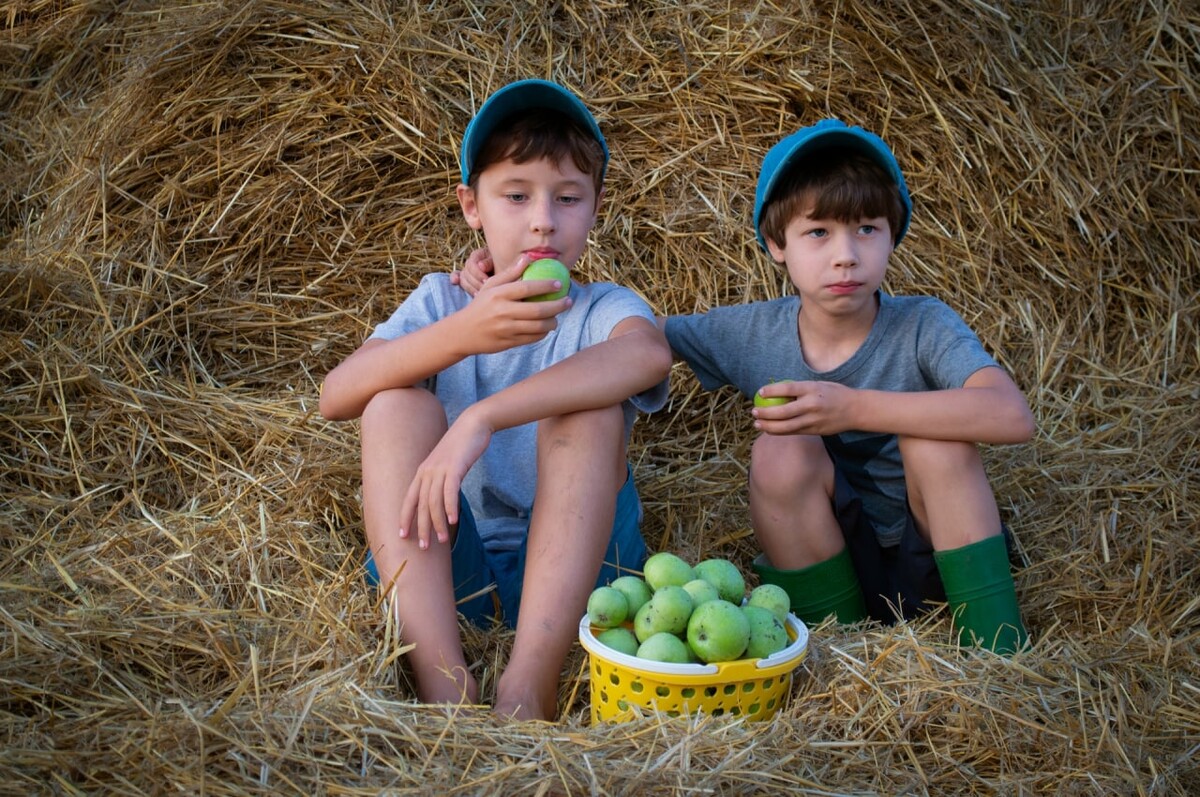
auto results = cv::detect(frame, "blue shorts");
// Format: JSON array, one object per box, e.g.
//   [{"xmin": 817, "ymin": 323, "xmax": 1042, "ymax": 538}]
[{"xmin": 365, "ymin": 465, "xmax": 647, "ymax": 628}]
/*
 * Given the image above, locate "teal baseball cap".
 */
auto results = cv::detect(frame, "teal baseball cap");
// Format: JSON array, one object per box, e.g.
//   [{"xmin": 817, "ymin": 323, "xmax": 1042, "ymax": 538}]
[
  {"xmin": 753, "ymin": 118, "xmax": 912, "ymax": 251},
  {"xmin": 459, "ymin": 79, "xmax": 609, "ymax": 185}
]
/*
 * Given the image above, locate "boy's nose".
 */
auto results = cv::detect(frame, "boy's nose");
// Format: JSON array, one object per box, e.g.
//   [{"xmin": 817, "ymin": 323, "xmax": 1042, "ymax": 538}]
[
  {"xmin": 832, "ymin": 235, "xmax": 858, "ymax": 267},
  {"xmin": 530, "ymin": 199, "xmax": 556, "ymax": 234}
]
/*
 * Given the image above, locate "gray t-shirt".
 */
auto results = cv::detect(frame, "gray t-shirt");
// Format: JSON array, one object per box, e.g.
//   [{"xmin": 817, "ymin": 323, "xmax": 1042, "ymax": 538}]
[
  {"xmin": 665, "ymin": 292, "xmax": 998, "ymax": 545},
  {"xmin": 370, "ymin": 273, "xmax": 667, "ymax": 552}
]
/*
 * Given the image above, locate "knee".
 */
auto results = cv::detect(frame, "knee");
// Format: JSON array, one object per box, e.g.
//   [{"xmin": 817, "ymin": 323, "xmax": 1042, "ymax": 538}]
[
  {"xmin": 749, "ymin": 433, "xmax": 832, "ymax": 499},
  {"xmin": 897, "ymin": 436, "xmax": 984, "ymax": 485},
  {"xmin": 361, "ymin": 387, "xmax": 446, "ymax": 435}
]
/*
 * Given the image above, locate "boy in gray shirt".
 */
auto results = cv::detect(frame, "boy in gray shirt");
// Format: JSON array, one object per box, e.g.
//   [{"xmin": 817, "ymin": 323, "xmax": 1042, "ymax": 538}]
[
  {"xmin": 666, "ymin": 119, "xmax": 1033, "ymax": 653},
  {"xmin": 320, "ymin": 80, "xmax": 671, "ymax": 719}
]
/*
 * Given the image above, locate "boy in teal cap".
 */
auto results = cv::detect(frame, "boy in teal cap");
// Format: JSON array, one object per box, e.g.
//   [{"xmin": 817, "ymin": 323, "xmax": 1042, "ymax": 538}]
[
  {"xmin": 321, "ymin": 80, "xmax": 671, "ymax": 719},
  {"xmin": 666, "ymin": 119, "xmax": 1033, "ymax": 653}
]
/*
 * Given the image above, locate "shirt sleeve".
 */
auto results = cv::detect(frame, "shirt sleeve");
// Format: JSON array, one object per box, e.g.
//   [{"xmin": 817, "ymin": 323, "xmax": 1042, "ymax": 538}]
[{"xmin": 913, "ymin": 298, "xmax": 999, "ymax": 389}]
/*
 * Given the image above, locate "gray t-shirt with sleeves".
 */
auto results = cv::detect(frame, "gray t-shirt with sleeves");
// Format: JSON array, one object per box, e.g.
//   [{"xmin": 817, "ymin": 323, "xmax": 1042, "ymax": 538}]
[
  {"xmin": 369, "ymin": 273, "xmax": 667, "ymax": 552},
  {"xmin": 665, "ymin": 292, "xmax": 999, "ymax": 545}
]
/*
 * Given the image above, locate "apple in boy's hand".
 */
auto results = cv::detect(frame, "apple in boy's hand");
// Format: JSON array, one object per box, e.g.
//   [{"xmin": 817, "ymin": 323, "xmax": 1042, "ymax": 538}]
[
  {"xmin": 754, "ymin": 379, "xmax": 794, "ymax": 407},
  {"xmin": 521, "ymin": 258, "xmax": 570, "ymax": 301}
]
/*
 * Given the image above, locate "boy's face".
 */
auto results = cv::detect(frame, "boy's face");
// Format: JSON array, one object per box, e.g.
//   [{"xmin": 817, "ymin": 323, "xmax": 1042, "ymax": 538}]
[
  {"xmin": 766, "ymin": 205, "xmax": 894, "ymax": 318},
  {"xmin": 456, "ymin": 155, "xmax": 601, "ymax": 272}
]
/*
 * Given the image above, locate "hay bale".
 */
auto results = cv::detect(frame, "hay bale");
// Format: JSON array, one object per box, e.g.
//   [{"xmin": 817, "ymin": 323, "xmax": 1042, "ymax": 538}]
[{"xmin": 2, "ymin": 1, "xmax": 1197, "ymax": 793}]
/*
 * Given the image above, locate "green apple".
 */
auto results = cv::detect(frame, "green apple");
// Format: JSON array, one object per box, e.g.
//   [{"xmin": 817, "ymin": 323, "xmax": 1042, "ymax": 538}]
[
  {"xmin": 642, "ymin": 551, "xmax": 695, "ymax": 591},
  {"xmin": 747, "ymin": 583, "xmax": 791, "ymax": 623},
  {"xmin": 753, "ymin": 380, "xmax": 793, "ymax": 407},
  {"xmin": 743, "ymin": 605, "xmax": 789, "ymax": 659},
  {"xmin": 521, "ymin": 258, "xmax": 570, "ymax": 301},
  {"xmin": 637, "ymin": 632, "xmax": 691, "ymax": 664},
  {"xmin": 693, "ymin": 558, "xmax": 746, "ymax": 605},
  {"xmin": 596, "ymin": 626, "xmax": 640, "ymax": 657},
  {"xmin": 587, "ymin": 585, "xmax": 629, "ymax": 629},
  {"xmin": 686, "ymin": 599, "xmax": 751, "ymax": 663},
  {"xmin": 682, "ymin": 578, "xmax": 720, "ymax": 608},
  {"xmin": 633, "ymin": 585, "xmax": 694, "ymax": 642},
  {"xmin": 609, "ymin": 575, "xmax": 653, "ymax": 617}
]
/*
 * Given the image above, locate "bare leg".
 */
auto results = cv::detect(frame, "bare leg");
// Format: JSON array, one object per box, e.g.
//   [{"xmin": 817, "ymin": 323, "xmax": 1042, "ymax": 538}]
[
  {"xmin": 360, "ymin": 387, "xmax": 477, "ymax": 705},
  {"xmin": 494, "ymin": 405, "xmax": 625, "ymax": 721},
  {"xmin": 748, "ymin": 432, "xmax": 843, "ymax": 569},
  {"xmin": 898, "ymin": 436, "xmax": 1002, "ymax": 549}
]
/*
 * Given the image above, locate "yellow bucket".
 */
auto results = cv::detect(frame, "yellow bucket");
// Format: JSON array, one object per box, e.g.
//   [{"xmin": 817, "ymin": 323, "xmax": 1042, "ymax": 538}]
[{"xmin": 578, "ymin": 614, "xmax": 809, "ymax": 724}]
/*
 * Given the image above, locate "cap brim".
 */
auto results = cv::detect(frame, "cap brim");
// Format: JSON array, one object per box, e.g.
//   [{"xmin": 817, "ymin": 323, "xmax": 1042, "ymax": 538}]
[
  {"xmin": 460, "ymin": 79, "xmax": 608, "ymax": 184},
  {"xmin": 754, "ymin": 123, "xmax": 912, "ymax": 251}
]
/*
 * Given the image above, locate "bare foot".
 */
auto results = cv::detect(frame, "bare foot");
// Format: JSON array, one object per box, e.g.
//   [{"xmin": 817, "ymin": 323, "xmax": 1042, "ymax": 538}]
[{"xmin": 493, "ymin": 679, "xmax": 556, "ymax": 721}]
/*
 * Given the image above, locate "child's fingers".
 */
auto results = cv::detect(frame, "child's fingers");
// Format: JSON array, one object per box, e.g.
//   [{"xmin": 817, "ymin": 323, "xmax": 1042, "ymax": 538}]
[{"xmin": 487, "ymin": 254, "xmax": 534, "ymax": 285}]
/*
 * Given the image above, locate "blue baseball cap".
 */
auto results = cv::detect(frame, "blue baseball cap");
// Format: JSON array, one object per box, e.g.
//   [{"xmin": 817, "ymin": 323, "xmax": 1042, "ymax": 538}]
[
  {"xmin": 459, "ymin": 79, "xmax": 609, "ymax": 185},
  {"xmin": 753, "ymin": 118, "xmax": 912, "ymax": 251}
]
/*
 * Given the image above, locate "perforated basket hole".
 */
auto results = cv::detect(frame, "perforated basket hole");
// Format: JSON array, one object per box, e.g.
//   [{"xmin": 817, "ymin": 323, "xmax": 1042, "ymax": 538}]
[
  {"xmin": 630, "ymin": 681, "xmax": 644, "ymax": 694},
  {"xmin": 723, "ymin": 684, "xmax": 737, "ymax": 696},
  {"xmin": 656, "ymin": 686, "xmax": 671, "ymax": 698},
  {"xmin": 748, "ymin": 702, "xmax": 761, "ymax": 715},
  {"xmin": 704, "ymin": 686, "xmax": 718, "ymax": 698},
  {"xmin": 609, "ymin": 672, "xmax": 621, "ymax": 686},
  {"xmin": 742, "ymin": 682, "xmax": 756, "ymax": 693},
  {"xmin": 681, "ymin": 687, "xmax": 695, "ymax": 698}
]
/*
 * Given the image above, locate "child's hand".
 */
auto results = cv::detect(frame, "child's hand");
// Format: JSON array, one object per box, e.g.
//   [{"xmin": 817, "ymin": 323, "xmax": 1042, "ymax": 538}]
[
  {"xmin": 752, "ymin": 380, "xmax": 852, "ymax": 436},
  {"xmin": 398, "ymin": 410, "xmax": 493, "ymax": 549},
  {"xmin": 458, "ymin": 256, "xmax": 571, "ymax": 353},
  {"xmin": 450, "ymin": 247, "xmax": 494, "ymax": 297}
]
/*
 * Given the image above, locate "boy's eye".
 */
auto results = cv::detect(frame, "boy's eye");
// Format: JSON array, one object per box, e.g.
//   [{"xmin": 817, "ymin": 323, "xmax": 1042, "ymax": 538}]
[
  {"xmin": 859, "ymin": 224, "xmax": 877, "ymax": 235},
  {"xmin": 505, "ymin": 193, "xmax": 527, "ymax": 202},
  {"xmin": 558, "ymin": 195, "xmax": 583, "ymax": 206}
]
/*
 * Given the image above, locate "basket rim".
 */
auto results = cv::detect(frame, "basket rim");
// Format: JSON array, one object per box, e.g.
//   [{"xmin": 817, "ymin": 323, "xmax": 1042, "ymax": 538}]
[{"xmin": 578, "ymin": 612, "xmax": 809, "ymax": 679}]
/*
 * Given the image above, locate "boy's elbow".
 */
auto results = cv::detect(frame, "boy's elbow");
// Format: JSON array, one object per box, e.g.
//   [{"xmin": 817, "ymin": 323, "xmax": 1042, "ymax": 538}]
[
  {"xmin": 317, "ymin": 375, "xmax": 354, "ymax": 421},
  {"xmin": 999, "ymin": 402, "xmax": 1036, "ymax": 444},
  {"xmin": 644, "ymin": 328, "xmax": 674, "ymax": 382},
  {"xmin": 1014, "ymin": 406, "xmax": 1037, "ymax": 442}
]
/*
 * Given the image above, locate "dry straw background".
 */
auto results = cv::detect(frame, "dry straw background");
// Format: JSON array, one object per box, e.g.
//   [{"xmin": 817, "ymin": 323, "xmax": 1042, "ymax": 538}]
[{"xmin": 2, "ymin": 1, "xmax": 1198, "ymax": 794}]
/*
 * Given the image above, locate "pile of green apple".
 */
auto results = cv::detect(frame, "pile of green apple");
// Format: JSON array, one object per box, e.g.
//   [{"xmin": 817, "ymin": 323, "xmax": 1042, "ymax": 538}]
[{"xmin": 586, "ymin": 552, "xmax": 793, "ymax": 664}]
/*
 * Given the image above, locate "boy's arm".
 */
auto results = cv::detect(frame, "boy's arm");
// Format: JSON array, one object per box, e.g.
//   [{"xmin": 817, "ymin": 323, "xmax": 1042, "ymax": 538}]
[
  {"xmin": 319, "ymin": 261, "xmax": 569, "ymax": 421},
  {"xmin": 399, "ymin": 315, "xmax": 672, "ymax": 547},
  {"xmin": 753, "ymin": 365, "xmax": 1035, "ymax": 444}
]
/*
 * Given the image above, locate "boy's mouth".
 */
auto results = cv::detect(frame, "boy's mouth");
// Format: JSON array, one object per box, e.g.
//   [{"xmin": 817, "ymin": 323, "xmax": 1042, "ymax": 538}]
[
  {"xmin": 525, "ymin": 248, "xmax": 560, "ymax": 261},
  {"xmin": 828, "ymin": 281, "xmax": 863, "ymax": 294}
]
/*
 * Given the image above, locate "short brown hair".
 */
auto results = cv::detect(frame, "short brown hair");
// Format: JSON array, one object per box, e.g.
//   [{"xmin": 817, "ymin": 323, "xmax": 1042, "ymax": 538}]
[
  {"xmin": 758, "ymin": 149, "xmax": 906, "ymax": 250},
  {"xmin": 467, "ymin": 109, "xmax": 605, "ymax": 194}
]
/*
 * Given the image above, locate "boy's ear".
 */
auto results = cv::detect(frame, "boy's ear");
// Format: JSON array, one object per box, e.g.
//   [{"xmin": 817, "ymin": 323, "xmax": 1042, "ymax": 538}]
[
  {"xmin": 765, "ymin": 234, "xmax": 787, "ymax": 264},
  {"xmin": 456, "ymin": 184, "xmax": 483, "ymax": 230}
]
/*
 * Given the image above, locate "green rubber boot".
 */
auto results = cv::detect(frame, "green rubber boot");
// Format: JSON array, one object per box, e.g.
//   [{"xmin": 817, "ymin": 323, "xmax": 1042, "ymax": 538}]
[
  {"xmin": 753, "ymin": 548, "xmax": 867, "ymax": 626},
  {"xmin": 934, "ymin": 534, "xmax": 1028, "ymax": 654}
]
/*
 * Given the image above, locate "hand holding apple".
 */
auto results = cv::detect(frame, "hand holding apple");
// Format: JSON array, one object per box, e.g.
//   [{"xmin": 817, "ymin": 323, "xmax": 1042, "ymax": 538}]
[
  {"xmin": 520, "ymin": 258, "xmax": 571, "ymax": 301},
  {"xmin": 455, "ymin": 257, "xmax": 570, "ymax": 354},
  {"xmin": 752, "ymin": 380, "xmax": 857, "ymax": 436},
  {"xmin": 753, "ymin": 379, "xmax": 794, "ymax": 408}
]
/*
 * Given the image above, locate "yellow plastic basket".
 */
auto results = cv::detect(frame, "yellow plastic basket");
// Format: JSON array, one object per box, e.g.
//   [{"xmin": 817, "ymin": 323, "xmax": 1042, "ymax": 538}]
[{"xmin": 577, "ymin": 613, "xmax": 809, "ymax": 724}]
